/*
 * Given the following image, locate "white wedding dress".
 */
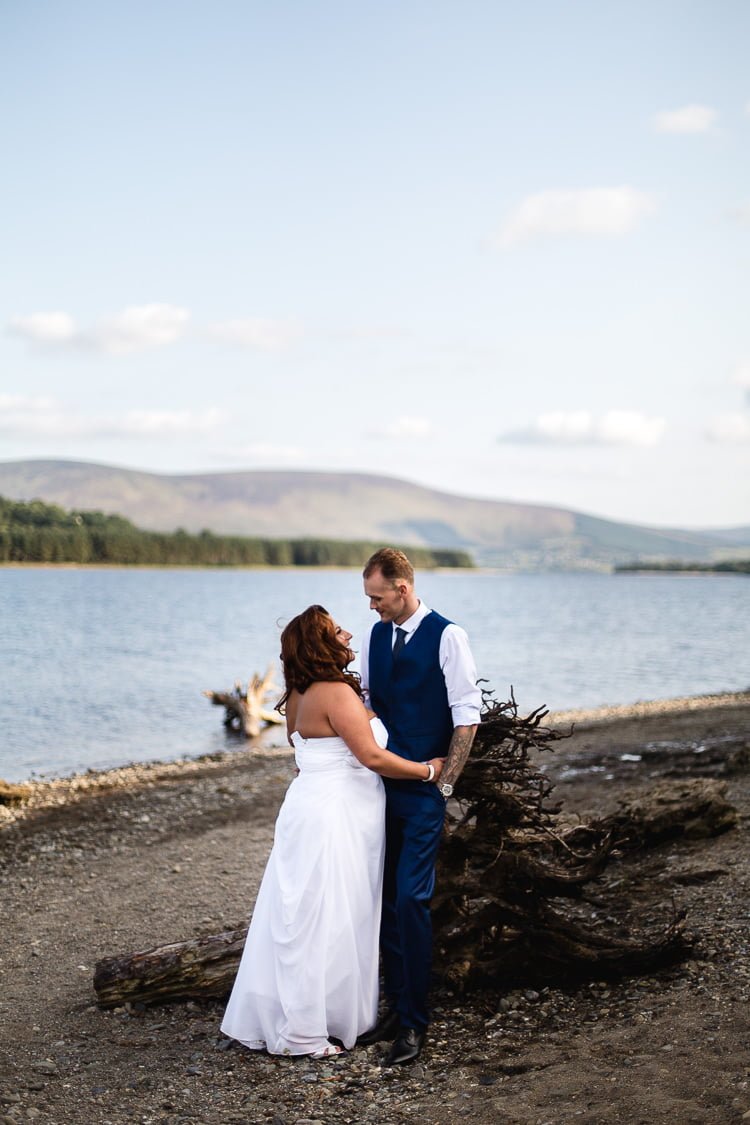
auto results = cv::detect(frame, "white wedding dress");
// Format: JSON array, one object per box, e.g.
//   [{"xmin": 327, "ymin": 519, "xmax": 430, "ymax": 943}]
[{"xmin": 220, "ymin": 716, "xmax": 387, "ymax": 1055}]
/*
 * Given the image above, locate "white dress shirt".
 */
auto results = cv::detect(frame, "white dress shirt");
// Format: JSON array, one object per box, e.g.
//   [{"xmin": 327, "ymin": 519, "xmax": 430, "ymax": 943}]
[{"xmin": 359, "ymin": 601, "xmax": 482, "ymax": 728}]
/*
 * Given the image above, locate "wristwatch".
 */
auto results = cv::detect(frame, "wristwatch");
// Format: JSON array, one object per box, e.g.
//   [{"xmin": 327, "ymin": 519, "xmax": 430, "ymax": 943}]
[{"xmin": 439, "ymin": 782, "xmax": 454, "ymax": 799}]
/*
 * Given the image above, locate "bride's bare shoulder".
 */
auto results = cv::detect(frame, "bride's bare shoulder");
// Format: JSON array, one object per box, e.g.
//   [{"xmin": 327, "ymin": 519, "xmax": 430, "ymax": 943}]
[
  {"xmin": 308, "ymin": 680, "xmax": 360, "ymax": 703},
  {"xmin": 308, "ymin": 681, "xmax": 366, "ymax": 715}
]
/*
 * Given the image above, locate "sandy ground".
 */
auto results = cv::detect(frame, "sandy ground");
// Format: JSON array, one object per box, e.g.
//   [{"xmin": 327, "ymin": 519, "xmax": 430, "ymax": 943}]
[{"xmin": 1, "ymin": 692, "xmax": 749, "ymax": 1125}]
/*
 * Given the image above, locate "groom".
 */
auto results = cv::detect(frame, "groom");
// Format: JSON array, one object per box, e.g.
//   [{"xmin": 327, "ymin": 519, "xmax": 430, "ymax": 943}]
[{"xmin": 357, "ymin": 547, "xmax": 481, "ymax": 1064}]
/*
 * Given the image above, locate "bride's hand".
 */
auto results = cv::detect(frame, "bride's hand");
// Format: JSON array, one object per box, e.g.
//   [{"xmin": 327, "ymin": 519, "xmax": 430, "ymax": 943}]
[{"xmin": 427, "ymin": 757, "xmax": 446, "ymax": 782}]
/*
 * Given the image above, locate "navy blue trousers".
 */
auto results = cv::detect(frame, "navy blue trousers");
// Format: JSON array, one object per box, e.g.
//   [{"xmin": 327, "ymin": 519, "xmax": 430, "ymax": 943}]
[{"xmin": 380, "ymin": 785, "xmax": 446, "ymax": 1031}]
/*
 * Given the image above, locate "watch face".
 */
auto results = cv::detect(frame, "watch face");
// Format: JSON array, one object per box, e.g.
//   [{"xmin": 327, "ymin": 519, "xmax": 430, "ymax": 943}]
[{"xmin": 441, "ymin": 783, "xmax": 453, "ymax": 797}]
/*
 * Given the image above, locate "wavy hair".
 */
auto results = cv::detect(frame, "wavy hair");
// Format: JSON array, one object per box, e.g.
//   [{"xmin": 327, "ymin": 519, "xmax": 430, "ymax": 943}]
[{"xmin": 276, "ymin": 604, "xmax": 362, "ymax": 713}]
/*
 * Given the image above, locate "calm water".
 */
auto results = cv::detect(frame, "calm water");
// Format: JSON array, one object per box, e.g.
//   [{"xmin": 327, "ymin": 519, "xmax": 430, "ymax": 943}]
[{"xmin": 1, "ymin": 568, "xmax": 748, "ymax": 782}]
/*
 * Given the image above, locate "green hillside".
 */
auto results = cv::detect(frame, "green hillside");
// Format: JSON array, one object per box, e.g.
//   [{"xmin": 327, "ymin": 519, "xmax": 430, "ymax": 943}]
[
  {"xmin": 0, "ymin": 459, "xmax": 747, "ymax": 570},
  {"xmin": 0, "ymin": 495, "xmax": 472, "ymax": 569}
]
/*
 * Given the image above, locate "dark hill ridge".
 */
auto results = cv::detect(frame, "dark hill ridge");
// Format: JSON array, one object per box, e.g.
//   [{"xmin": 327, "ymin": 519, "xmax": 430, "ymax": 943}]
[{"xmin": 0, "ymin": 458, "xmax": 747, "ymax": 569}]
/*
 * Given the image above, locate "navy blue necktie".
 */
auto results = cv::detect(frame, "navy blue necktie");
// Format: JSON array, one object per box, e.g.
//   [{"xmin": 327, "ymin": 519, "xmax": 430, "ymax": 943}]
[{"xmin": 392, "ymin": 627, "xmax": 407, "ymax": 659}]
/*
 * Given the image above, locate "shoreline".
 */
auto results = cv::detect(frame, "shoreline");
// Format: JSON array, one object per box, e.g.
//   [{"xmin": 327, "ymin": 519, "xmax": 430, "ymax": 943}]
[
  {"xmin": 2, "ymin": 687, "xmax": 749, "ymax": 1122},
  {"xmin": 3, "ymin": 688, "xmax": 748, "ymax": 826},
  {"xmin": 547, "ymin": 687, "xmax": 750, "ymax": 725}
]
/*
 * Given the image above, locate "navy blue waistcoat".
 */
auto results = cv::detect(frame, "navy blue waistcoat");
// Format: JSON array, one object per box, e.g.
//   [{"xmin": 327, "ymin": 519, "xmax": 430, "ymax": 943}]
[{"xmin": 368, "ymin": 611, "xmax": 454, "ymax": 792}]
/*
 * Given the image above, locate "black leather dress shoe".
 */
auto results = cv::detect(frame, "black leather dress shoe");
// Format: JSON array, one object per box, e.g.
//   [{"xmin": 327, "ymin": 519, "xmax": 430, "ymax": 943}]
[
  {"xmin": 356, "ymin": 1009, "xmax": 400, "ymax": 1046},
  {"xmin": 385, "ymin": 1026, "xmax": 425, "ymax": 1065}
]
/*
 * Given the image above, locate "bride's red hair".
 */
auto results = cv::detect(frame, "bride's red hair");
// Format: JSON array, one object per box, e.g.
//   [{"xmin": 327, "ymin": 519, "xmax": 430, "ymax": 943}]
[{"xmin": 276, "ymin": 605, "xmax": 362, "ymax": 712}]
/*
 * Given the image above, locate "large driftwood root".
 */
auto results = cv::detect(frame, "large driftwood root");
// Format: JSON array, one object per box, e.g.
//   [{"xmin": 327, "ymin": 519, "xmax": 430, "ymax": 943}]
[
  {"xmin": 429, "ymin": 696, "xmax": 736, "ymax": 991},
  {"xmin": 204, "ymin": 664, "xmax": 282, "ymax": 738},
  {"xmin": 92, "ymin": 692, "xmax": 737, "ymax": 1009}
]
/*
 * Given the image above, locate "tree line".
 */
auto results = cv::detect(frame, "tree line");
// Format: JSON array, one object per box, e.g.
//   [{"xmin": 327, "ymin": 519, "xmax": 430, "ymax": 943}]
[
  {"xmin": 0, "ymin": 496, "xmax": 474, "ymax": 569},
  {"xmin": 615, "ymin": 560, "xmax": 750, "ymax": 574}
]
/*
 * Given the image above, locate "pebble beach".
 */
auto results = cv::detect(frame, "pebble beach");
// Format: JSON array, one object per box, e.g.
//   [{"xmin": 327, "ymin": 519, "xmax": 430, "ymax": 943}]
[{"xmin": 1, "ymin": 691, "xmax": 749, "ymax": 1124}]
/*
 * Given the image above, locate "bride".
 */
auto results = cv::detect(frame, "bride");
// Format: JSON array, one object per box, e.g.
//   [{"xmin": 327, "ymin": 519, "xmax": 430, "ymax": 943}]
[{"xmin": 220, "ymin": 605, "xmax": 445, "ymax": 1058}]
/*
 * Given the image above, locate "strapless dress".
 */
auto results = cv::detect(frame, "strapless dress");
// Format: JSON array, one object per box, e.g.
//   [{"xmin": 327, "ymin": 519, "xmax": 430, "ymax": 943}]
[{"xmin": 220, "ymin": 717, "xmax": 387, "ymax": 1054}]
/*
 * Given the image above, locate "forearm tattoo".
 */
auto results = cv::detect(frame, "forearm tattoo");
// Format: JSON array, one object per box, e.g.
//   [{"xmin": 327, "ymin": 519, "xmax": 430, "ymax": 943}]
[{"xmin": 441, "ymin": 725, "xmax": 477, "ymax": 788}]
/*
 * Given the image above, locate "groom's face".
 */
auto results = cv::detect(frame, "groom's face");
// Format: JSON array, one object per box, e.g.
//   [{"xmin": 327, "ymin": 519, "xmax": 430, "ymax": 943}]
[{"xmin": 364, "ymin": 569, "xmax": 410, "ymax": 624}]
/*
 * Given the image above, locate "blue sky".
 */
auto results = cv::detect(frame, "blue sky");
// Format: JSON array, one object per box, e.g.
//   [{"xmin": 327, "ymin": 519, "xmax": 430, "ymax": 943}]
[{"xmin": 1, "ymin": 0, "xmax": 748, "ymax": 528}]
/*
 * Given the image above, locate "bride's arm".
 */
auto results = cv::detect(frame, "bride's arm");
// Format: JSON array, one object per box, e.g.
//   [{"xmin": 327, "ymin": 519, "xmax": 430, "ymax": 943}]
[
  {"xmin": 284, "ymin": 692, "xmax": 299, "ymax": 748},
  {"xmin": 325, "ymin": 683, "xmax": 444, "ymax": 782}
]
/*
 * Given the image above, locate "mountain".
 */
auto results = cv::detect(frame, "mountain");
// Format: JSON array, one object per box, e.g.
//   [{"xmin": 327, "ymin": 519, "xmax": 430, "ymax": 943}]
[{"xmin": 0, "ymin": 459, "xmax": 748, "ymax": 570}]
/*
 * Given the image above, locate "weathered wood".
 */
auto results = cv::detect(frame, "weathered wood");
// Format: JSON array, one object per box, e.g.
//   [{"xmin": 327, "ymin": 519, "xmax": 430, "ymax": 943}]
[
  {"xmin": 599, "ymin": 778, "xmax": 737, "ymax": 844},
  {"xmin": 92, "ymin": 692, "xmax": 737, "ymax": 1008},
  {"xmin": 93, "ymin": 928, "xmax": 248, "ymax": 1009},
  {"xmin": 0, "ymin": 780, "xmax": 34, "ymax": 806},
  {"xmin": 204, "ymin": 664, "xmax": 283, "ymax": 737}
]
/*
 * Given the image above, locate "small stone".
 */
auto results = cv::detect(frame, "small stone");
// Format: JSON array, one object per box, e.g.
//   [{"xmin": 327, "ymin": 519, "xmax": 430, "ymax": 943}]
[{"xmin": 31, "ymin": 1062, "xmax": 57, "ymax": 1076}]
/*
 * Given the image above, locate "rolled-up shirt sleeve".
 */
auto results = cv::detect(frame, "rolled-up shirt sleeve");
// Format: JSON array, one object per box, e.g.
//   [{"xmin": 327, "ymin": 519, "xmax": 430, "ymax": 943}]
[{"xmin": 439, "ymin": 625, "xmax": 482, "ymax": 727}]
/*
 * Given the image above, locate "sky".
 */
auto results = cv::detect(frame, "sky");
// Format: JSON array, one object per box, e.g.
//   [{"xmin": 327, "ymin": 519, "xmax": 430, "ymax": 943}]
[{"xmin": 1, "ymin": 0, "xmax": 749, "ymax": 529}]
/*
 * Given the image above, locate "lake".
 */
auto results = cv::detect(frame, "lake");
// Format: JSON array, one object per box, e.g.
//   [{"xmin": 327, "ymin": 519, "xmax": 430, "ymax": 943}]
[{"xmin": 1, "ymin": 567, "xmax": 748, "ymax": 782}]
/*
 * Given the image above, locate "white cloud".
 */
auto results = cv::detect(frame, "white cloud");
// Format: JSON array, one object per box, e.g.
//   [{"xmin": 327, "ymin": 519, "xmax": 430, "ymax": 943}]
[
  {"xmin": 207, "ymin": 318, "xmax": 301, "ymax": 351},
  {"xmin": 6, "ymin": 304, "xmax": 189, "ymax": 354},
  {"xmin": 653, "ymin": 104, "xmax": 717, "ymax": 134},
  {"xmin": 0, "ymin": 397, "xmax": 223, "ymax": 438},
  {"xmin": 728, "ymin": 202, "xmax": 750, "ymax": 226},
  {"xmin": 732, "ymin": 362, "xmax": 750, "ymax": 390},
  {"xmin": 378, "ymin": 416, "xmax": 433, "ymax": 439},
  {"xmin": 0, "ymin": 395, "xmax": 79, "ymax": 436},
  {"xmin": 498, "ymin": 410, "xmax": 666, "ymax": 447},
  {"xmin": 0, "ymin": 393, "xmax": 55, "ymax": 412},
  {"xmin": 7, "ymin": 312, "xmax": 76, "ymax": 344},
  {"xmin": 95, "ymin": 304, "xmax": 189, "ymax": 354},
  {"xmin": 119, "ymin": 408, "xmax": 223, "ymax": 434},
  {"xmin": 232, "ymin": 442, "xmax": 305, "ymax": 462},
  {"xmin": 706, "ymin": 412, "xmax": 750, "ymax": 444},
  {"xmin": 495, "ymin": 187, "xmax": 656, "ymax": 248}
]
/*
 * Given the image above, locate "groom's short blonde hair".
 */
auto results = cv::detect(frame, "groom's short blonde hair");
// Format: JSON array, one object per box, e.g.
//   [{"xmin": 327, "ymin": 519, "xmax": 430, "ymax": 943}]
[{"xmin": 363, "ymin": 547, "xmax": 414, "ymax": 586}]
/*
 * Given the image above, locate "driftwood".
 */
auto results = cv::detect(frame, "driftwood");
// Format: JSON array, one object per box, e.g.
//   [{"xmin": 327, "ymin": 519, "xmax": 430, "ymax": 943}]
[
  {"xmin": 429, "ymin": 692, "xmax": 736, "ymax": 990},
  {"xmin": 94, "ymin": 929, "xmax": 247, "ymax": 1010},
  {"xmin": 204, "ymin": 664, "xmax": 282, "ymax": 737},
  {"xmin": 93, "ymin": 691, "xmax": 737, "ymax": 1009},
  {"xmin": 0, "ymin": 781, "xmax": 34, "ymax": 805}
]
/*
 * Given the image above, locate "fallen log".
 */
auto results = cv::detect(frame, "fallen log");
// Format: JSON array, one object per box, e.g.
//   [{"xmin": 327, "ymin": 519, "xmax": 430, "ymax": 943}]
[
  {"xmin": 92, "ymin": 692, "xmax": 736, "ymax": 1008},
  {"xmin": 204, "ymin": 664, "xmax": 283, "ymax": 737},
  {"xmin": 94, "ymin": 929, "xmax": 248, "ymax": 1008}
]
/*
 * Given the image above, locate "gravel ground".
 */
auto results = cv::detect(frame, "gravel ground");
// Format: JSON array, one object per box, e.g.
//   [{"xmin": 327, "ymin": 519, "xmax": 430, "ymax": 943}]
[{"xmin": 1, "ymin": 693, "xmax": 749, "ymax": 1125}]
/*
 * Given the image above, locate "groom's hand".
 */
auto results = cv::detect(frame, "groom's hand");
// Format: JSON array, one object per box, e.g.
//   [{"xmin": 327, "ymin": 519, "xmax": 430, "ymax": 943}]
[{"xmin": 428, "ymin": 757, "xmax": 447, "ymax": 782}]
